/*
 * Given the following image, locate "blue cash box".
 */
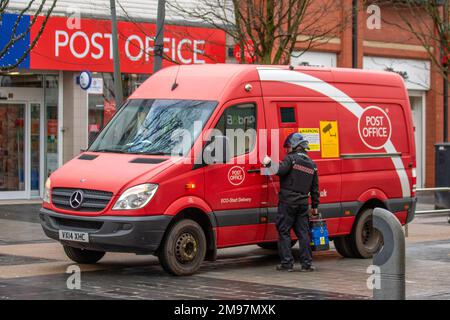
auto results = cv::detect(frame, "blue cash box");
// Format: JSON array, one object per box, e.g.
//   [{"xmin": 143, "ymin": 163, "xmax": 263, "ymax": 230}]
[{"xmin": 310, "ymin": 218, "xmax": 330, "ymax": 251}]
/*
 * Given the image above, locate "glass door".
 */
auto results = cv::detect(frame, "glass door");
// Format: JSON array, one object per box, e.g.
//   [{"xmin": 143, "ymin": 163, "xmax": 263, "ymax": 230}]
[
  {"xmin": 0, "ymin": 102, "xmax": 27, "ymax": 199},
  {"xmin": 30, "ymin": 103, "xmax": 41, "ymax": 197}
]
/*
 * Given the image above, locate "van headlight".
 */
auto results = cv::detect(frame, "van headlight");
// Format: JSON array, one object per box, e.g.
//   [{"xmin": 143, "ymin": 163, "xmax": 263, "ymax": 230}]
[
  {"xmin": 43, "ymin": 178, "xmax": 51, "ymax": 203},
  {"xmin": 113, "ymin": 183, "xmax": 158, "ymax": 210}
]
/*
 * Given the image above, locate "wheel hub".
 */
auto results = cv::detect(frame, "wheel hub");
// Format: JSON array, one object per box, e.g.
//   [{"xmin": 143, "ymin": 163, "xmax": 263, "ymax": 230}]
[
  {"xmin": 363, "ymin": 222, "xmax": 372, "ymax": 243},
  {"xmin": 175, "ymin": 232, "xmax": 198, "ymax": 264},
  {"xmin": 362, "ymin": 219, "xmax": 381, "ymax": 253}
]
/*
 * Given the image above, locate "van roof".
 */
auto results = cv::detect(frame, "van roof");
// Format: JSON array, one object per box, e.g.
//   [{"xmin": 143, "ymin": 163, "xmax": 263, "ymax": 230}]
[{"xmin": 129, "ymin": 64, "xmax": 406, "ymax": 101}]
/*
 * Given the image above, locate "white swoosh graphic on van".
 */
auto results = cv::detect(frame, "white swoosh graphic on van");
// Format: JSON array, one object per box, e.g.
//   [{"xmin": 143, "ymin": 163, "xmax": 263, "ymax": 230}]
[{"xmin": 257, "ymin": 67, "xmax": 410, "ymax": 198}]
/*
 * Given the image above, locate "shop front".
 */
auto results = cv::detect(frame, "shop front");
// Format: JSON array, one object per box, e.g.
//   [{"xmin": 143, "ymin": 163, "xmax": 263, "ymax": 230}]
[
  {"xmin": 0, "ymin": 13, "xmax": 226, "ymax": 200},
  {"xmin": 0, "ymin": 72, "xmax": 60, "ymax": 199}
]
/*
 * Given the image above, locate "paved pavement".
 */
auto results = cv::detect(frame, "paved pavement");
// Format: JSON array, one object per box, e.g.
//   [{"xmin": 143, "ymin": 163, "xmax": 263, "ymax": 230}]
[{"xmin": 0, "ymin": 203, "xmax": 449, "ymax": 300}]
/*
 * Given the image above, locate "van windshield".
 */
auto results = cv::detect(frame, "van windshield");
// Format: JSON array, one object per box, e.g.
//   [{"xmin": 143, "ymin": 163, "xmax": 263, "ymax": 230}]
[{"xmin": 89, "ymin": 99, "xmax": 217, "ymax": 155}]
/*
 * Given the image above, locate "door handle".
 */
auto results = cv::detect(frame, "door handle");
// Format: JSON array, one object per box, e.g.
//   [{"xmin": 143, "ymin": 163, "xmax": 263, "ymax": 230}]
[{"xmin": 247, "ymin": 168, "xmax": 261, "ymax": 173}]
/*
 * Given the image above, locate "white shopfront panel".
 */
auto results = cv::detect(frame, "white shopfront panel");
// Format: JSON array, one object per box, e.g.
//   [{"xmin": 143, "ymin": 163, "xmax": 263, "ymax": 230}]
[{"xmin": 291, "ymin": 51, "xmax": 337, "ymax": 68}]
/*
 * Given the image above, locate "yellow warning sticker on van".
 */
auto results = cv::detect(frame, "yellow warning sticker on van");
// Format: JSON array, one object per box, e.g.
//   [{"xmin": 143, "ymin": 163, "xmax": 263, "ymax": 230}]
[
  {"xmin": 320, "ymin": 121, "xmax": 339, "ymax": 158},
  {"xmin": 298, "ymin": 128, "xmax": 320, "ymax": 151}
]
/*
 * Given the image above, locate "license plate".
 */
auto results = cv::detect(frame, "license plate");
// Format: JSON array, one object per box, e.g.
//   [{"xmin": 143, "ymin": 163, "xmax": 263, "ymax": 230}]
[{"xmin": 59, "ymin": 230, "xmax": 89, "ymax": 243}]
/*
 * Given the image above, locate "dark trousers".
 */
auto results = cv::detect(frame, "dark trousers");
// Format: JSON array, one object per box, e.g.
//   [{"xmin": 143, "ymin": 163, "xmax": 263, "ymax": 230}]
[{"xmin": 276, "ymin": 202, "xmax": 312, "ymax": 268}]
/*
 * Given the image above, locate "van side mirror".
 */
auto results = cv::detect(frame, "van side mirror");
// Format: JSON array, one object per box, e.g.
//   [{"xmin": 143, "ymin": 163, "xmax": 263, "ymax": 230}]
[{"xmin": 203, "ymin": 135, "xmax": 231, "ymax": 164}]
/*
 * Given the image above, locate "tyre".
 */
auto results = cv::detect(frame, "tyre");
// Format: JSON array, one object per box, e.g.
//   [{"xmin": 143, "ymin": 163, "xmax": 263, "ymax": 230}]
[
  {"xmin": 63, "ymin": 245, "xmax": 105, "ymax": 264},
  {"xmin": 333, "ymin": 236, "xmax": 356, "ymax": 258},
  {"xmin": 158, "ymin": 219, "xmax": 206, "ymax": 276},
  {"xmin": 257, "ymin": 240, "xmax": 297, "ymax": 250},
  {"xmin": 349, "ymin": 208, "xmax": 383, "ymax": 258}
]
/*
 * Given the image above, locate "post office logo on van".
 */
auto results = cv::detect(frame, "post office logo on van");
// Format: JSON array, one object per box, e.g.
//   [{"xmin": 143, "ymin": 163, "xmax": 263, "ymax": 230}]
[
  {"xmin": 358, "ymin": 106, "xmax": 392, "ymax": 150},
  {"xmin": 228, "ymin": 166, "xmax": 245, "ymax": 186}
]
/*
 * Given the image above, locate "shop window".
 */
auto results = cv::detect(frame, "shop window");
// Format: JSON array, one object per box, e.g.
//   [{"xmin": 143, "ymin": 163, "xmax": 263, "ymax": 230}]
[
  {"xmin": 0, "ymin": 103, "xmax": 25, "ymax": 191},
  {"xmin": 88, "ymin": 73, "xmax": 150, "ymax": 145},
  {"xmin": 30, "ymin": 104, "xmax": 40, "ymax": 192},
  {"xmin": 0, "ymin": 73, "xmax": 43, "ymax": 88},
  {"xmin": 44, "ymin": 74, "xmax": 59, "ymax": 177}
]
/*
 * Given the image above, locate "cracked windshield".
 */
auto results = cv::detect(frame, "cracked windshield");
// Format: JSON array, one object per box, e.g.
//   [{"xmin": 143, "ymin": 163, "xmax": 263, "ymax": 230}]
[{"xmin": 89, "ymin": 99, "xmax": 217, "ymax": 155}]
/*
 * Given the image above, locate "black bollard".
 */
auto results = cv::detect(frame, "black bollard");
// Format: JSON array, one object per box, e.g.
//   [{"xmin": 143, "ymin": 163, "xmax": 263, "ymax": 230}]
[{"xmin": 372, "ymin": 207, "xmax": 406, "ymax": 300}]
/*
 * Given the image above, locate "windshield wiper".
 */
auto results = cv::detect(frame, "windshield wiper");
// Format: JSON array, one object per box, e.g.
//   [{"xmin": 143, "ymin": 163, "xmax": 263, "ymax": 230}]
[
  {"xmin": 91, "ymin": 149, "xmax": 174, "ymax": 156},
  {"xmin": 91, "ymin": 148, "xmax": 126, "ymax": 154},
  {"xmin": 135, "ymin": 151, "xmax": 172, "ymax": 156}
]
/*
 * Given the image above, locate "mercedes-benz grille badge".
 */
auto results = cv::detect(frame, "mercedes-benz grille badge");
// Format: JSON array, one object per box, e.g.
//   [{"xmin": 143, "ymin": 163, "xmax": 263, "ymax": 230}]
[{"xmin": 69, "ymin": 190, "xmax": 84, "ymax": 209}]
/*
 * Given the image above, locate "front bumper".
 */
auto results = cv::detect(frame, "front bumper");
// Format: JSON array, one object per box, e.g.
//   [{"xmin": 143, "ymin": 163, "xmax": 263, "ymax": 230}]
[{"xmin": 39, "ymin": 208, "xmax": 172, "ymax": 254}]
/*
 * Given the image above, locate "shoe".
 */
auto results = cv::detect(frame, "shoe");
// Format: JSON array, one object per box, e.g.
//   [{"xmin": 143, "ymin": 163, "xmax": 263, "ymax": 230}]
[
  {"xmin": 300, "ymin": 265, "xmax": 316, "ymax": 272},
  {"xmin": 276, "ymin": 264, "xmax": 294, "ymax": 272}
]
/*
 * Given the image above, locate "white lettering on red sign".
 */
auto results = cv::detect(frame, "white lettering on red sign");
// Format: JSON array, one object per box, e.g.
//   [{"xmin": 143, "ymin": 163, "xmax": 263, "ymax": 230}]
[
  {"xmin": 220, "ymin": 197, "xmax": 252, "ymax": 204},
  {"xmin": 54, "ymin": 31, "xmax": 207, "ymax": 64},
  {"xmin": 233, "ymin": 40, "xmax": 256, "ymax": 63},
  {"xmin": 228, "ymin": 166, "xmax": 245, "ymax": 186},
  {"xmin": 30, "ymin": 16, "xmax": 225, "ymax": 73},
  {"xmin": 358, "ymin": 106, "xmax": 392, "ymax": 150}
]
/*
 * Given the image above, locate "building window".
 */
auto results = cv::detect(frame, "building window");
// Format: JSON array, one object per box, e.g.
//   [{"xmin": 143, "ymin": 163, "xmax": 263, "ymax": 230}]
[{"xmin": 0, "ymin": 73, "xmax": 43, "ymax": 88}]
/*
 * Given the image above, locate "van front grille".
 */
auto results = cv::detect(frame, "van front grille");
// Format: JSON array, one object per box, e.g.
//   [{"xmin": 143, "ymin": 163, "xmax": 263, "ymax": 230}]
[
  {"xmin": 51, "ymin": 188, "xmax": 113, "ymax": 212},
  {"xmin": 51, "ymin": 216, "xmax": 104, "ymax": 231}
]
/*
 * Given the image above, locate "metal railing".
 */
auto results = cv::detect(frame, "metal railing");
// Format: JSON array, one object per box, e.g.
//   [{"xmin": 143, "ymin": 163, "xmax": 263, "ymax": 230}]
[{"xmin": 415, "ymin": 187, "xmax": 450, "ymax": 214}]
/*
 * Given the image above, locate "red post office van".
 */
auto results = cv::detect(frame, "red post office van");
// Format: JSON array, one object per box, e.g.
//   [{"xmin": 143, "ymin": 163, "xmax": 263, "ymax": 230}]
[{"xmin": 40, "ymin": 64, "xmax": 416, "ymax": 275}]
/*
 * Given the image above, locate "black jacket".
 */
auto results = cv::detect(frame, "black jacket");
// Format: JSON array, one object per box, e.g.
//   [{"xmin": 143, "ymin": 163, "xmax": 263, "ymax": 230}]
[{"xmin": 275, "ymin": 151, "xmax": 320, "ymax": 208}]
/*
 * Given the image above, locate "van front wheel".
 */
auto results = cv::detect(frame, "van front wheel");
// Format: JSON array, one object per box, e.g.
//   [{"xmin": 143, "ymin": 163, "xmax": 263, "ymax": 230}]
[
  {"xmin": 63, "ymin": 245, "xmax": 105, "ymax": 264},
  {"xmin": 158, "ymin": 219, "xmax": 206, "ymax": 276}
]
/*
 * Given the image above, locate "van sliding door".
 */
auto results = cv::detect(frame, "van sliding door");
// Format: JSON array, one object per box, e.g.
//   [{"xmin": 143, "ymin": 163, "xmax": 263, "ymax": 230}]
[{"xmin": 203, "ymin": 98, "xmax": 267, "ymax": 247}]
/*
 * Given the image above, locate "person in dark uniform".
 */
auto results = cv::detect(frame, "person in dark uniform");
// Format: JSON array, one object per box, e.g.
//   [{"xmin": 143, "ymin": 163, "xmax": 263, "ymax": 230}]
[{"xmin": 263, "ymin": 133, "xmax": 320, "ymax": 272}]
